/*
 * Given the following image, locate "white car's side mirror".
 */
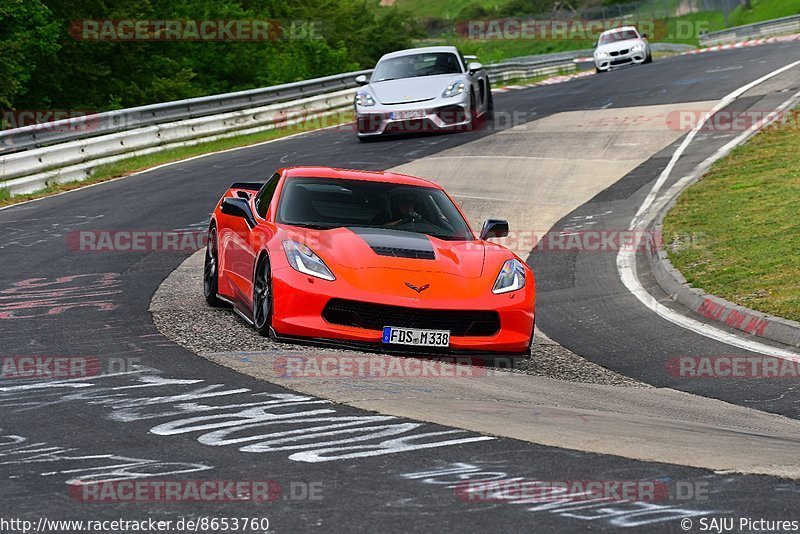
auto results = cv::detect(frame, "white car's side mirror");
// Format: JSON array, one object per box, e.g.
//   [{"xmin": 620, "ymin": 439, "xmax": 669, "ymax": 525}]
[
  {"xmin": 355, "ymin": 74, "xmax": 368, "ymax": 86},
  {"xmin": 467, "ymin": 62, "xmax": 483, "ymax": 74}
]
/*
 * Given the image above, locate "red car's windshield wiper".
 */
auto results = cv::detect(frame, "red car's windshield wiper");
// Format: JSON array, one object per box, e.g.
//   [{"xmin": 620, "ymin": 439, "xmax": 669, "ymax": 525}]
[{"xmin": 290, "ymin": 223, "xmax": 338, "ymax": 230}]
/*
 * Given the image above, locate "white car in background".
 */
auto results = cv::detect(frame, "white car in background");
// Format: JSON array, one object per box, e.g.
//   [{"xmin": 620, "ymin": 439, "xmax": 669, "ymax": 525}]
[
  {"xmin": 353, "ymin": 46, "xmax": 494, "ymax": 140},
  {"xmin": 593, "ymin": 26, "xmax": 652, "ymax": 73}
]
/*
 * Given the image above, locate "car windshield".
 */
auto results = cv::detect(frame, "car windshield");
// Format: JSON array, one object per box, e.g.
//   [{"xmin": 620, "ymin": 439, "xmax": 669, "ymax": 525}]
[
  {"xmin": 599, "ymin": 29, "xmax": 640, "ymax": 44},
  {"xmin": 372, "ymin": 52, "xmax": 462, "ymax": 82},
  {"xmin": 277, "ymin": 177, "xmax": 474, "ymax": 241}
]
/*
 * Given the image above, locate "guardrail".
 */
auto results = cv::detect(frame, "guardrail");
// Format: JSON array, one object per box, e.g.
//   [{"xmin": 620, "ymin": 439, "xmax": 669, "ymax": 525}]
[
  {"xmin": 699, "ymin": 14, "xmax": 800, "ymax": 46},
  {"xmin": 0, "ymin": 70, "xmax": 373, "ymax": 156},
  {"xmin": 0, "ymin": 44, "xmax": 690, "ymax": 196}
]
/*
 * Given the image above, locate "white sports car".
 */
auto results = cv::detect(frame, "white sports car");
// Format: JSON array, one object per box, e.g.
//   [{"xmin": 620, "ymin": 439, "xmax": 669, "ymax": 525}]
[
  {"xmin": 354, "ymin": 46, "xmax": 494, "ymax": 140},
  {"xmin": 593, "ymin": 26, "xmax": 652, "ymax": 73}
]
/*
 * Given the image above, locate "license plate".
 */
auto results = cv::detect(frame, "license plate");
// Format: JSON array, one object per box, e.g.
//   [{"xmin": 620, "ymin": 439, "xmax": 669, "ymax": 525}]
[
  {"xmin": 390, "ymin": 110, "xmax": 425, "ymax": 120},
  {"xmin": 382, "ymin": 326, "xmax": 450, "ymax": 347}
]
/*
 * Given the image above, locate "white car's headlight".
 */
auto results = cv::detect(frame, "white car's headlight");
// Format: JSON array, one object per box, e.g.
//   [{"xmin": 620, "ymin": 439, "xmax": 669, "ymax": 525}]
[
  {"xmin": 442, "ymin": 80, "xmax": 466, "ymax": 98},
  {"xmin": 492, "ymin": 259, "xmax": 526, "ymax": 294},
  {"xmin": 595, "ymin": 51, "xmax": 609, "ymax": 58},
  {"xmin": 282, "ymin": 240, "xmax": 335, "ymax": 281},
  {"xmin": 632, "ymin": 43, "xmax": 644, "ymax": 51},
  {"xmin": 356, "ymin": 92, "xmax": 375, "ymax": 107}
]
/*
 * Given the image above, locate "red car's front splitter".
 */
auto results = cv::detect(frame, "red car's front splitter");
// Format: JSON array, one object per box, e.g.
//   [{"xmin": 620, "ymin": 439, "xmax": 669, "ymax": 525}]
[{"xmin": 269, "ymin": 266, "xmax": 535, "ymax": 355}]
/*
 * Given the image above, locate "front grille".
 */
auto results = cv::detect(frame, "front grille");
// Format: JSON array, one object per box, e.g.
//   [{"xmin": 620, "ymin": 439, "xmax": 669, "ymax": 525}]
[
  {"xmin": 322, "ymin": 299, "xmax": 500, "ymax": 337},
  {"xmin": 372, "ymin": 246, "xmax": 435, "ymax": 260},
  {"xmin": 384, "ymin": 118, "xmax": 437, "ymax": 133},
  {"xmin": 436, "ymin": 105, "xmax": 467, "ymax": 125},
  {"xmin": 357, "ymin": 114, "xmax": 384, "ymax": 133}
]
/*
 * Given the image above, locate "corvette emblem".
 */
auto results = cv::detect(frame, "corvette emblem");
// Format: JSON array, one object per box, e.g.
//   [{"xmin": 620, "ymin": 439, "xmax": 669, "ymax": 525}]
[{"xmin": 405, "ymin": 282, "xmax": 429, "ymax": 294}]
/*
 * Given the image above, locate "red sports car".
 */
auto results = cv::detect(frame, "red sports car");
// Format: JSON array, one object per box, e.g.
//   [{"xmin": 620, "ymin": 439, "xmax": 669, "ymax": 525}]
[{"xmin": 204, "ymin": 166, "xmax": 535, "ymax": 355}]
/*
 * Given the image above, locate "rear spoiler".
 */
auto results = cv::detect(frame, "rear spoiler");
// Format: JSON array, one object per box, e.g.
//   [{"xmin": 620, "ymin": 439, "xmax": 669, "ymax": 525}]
[
  {"xmin": 229, "ymin": 182, "xmax": 264, "ymax": 191},
  {"xmin": 228, "ymin": 181, "xmax": 264, "ymax": 200}
]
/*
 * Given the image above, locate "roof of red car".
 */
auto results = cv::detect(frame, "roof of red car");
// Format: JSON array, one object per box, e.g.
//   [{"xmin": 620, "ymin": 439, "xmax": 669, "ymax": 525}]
[{"xmin": 281, "ymin": 166, "xmax": 441, "ymax": 189}]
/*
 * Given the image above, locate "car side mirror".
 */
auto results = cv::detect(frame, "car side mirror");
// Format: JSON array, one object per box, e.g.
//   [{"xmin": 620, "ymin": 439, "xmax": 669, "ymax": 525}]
[
  {"xmin": 467, "ymin": 62, "xmax": 483, "ymax": 75},
  {"xmin": 355, "ymin": 74, "xmax": 368, "ymax": 86},
  {"xmin": 221, "ymin": 197, "xmax": 257, "ymax": 228},
  {"xmin": 642, "ymin": 33, "xmax": 648, "ymax": 39},
  {"xmin": 480, "ymin": 219, "xmax": 509, "ymax": 240}
]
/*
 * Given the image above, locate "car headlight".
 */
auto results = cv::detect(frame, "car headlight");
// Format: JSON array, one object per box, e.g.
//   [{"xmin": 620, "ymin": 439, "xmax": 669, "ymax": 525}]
[
  {"xmin": 492, "ymin": 259, "xmax": 526, "ymax": 294},
  {"xmin": 632, "ymin": 43, "xmax": 644, "ymax": 51},
  {"xmin": 356, "ymin": 92, "xmax": 375, "ymax": 107},
  {"xmin": 595, "ymin": 51, "xmax": 609, "ymax": 58},
  {"xmin": 442, "ymin": 80, "xmax": 466, "ymax": 98},
  {"xmin": 282, "ymin": 240, "xmax": 335, "ymax": 281}
]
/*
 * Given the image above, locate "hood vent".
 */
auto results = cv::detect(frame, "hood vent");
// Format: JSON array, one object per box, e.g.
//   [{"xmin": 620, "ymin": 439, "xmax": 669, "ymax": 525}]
[
  {"xmin": 372, "ymin": 246, "xmax": 435, "ymax": 260},
  {"xmin": 347, "ymin": 227, "xmax": 436, "ymax": 260}
]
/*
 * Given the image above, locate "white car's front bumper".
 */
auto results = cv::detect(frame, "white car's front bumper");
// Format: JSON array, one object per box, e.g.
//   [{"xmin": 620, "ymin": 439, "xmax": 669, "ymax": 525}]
[
  {"xmin": 595, "ymin": 48, "xmax": 647, "ymax": 71},
  {"xmin": 356, "ymin": 97, "xmax": 473, "ymax": 137}
]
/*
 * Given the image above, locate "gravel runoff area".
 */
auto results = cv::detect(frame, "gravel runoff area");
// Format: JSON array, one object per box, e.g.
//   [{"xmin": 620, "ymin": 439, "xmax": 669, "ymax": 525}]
[{"xmin": 151, "ymin": 250, "xmax": 645, "ymax": 388}]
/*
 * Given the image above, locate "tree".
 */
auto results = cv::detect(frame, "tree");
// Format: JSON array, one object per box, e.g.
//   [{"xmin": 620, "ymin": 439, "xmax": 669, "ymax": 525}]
[{"xmin": 0, "ymin": 0, "xmax": 60, "ymax": 109}]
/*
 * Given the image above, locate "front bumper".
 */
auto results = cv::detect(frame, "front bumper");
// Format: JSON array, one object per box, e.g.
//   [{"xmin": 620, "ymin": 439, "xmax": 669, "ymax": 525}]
[
  {"xmin": 356, "ymin": 100, "xmax": 473, "ymax": 137},
  {"xmin": 270, "ymin": 266, "xmax": 535, "ymax": 355},
  {"xmin": 595, "ymin": 49, "xmax": 647, "ymax": 71}
]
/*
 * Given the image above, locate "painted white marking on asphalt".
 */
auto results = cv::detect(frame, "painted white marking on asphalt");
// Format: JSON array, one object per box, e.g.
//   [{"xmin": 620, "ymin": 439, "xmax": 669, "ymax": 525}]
[
  {"xmin": 0, "ymin": 372, "xmax": 495, "ymax": 462},
  {"xmin": 401, "ymin": 463, "xmax": 720, "ymax": 528},
  {"xmin": 633, "ymin": 59, "xmax": 800, "ymax": 221},
  {"xmin": 618, "ymin": 60, "xmax": 800, "ymax": 360},
  {"xmin": 706, "ymin": 66, "xmax": 743, "ymax": 73},
  {"xmin": 450, "ymin": 194, "xmax": 530, "ymax": 203}
]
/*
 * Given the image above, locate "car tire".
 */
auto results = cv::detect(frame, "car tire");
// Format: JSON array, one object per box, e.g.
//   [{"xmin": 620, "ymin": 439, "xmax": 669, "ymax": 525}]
[
  {"xmin": 644, "ymin": 52, "xmax": 653, "ymax": 64},
  {"xmin": 253, "ymin": 253, "xmax": 275, "ymax": 337},
  {"xmin": 486, "ymin": 87, "xmax": 494, "ymax": 122},
  {"xmin": 595, "ymin": 66, "xmax": 604, "ymax": 73},
  {"xmin": 465, "ymin": 89, "xmax": 478, "ymax": 131},
  {"xmin": 203, "ymin": 224, "xmax": 225, "ymax": 307}
]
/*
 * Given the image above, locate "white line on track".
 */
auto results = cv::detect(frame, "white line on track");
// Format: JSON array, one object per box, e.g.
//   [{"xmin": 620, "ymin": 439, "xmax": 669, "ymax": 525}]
[
  {"xmin": 617, "ymin": 59, "xmax": 800, "ymax": 361},
  {"xmin": 428, "ymin": 155, "xmax": 642, "ymax": 163},
  {"xmin": 450, "ymin": 193, "xmax": 531, "ymax": 203}
]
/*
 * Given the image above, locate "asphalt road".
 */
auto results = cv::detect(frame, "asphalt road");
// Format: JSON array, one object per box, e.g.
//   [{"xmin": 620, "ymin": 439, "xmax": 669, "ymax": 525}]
[{"xmin": 1, "ymin": 43, "xmax": 799, "ymax": 532}]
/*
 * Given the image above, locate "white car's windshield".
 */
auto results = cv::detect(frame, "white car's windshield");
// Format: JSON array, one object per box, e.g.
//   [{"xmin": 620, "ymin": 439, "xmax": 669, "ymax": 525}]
[
  {"xmin": 372, "ymin": 53, "xmax": 462, "ymax": 82},
  {"xmin": 599, "ymin": 29, "xmax": 640, "ymax": 44}
]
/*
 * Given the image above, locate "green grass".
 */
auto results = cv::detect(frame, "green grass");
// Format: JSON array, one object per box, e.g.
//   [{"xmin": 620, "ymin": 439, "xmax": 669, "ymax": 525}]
[
  {"xmin": 728, "ymin": 0, "xmax": 799, "ymax": 26},
  {"xmin": 654, "ymin": 0, "xmax": 798, "ymax": 44},
  {"xmin": 0, "ymin": 112, "xmax": 352, "ymax": 207},
  {"xmin": 662, "ymin": 109, "xmax": 800, "ymax": 322},
  {"xmin": 367, "ymin": 0, "xmax": 484, "ymax": 20}
]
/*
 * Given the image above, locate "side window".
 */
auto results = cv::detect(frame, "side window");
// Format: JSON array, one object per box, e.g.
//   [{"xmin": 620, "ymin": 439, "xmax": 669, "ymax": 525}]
[{"xmin": 255, "ymin": 173, "xmax": 280, "ymax": 218}]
